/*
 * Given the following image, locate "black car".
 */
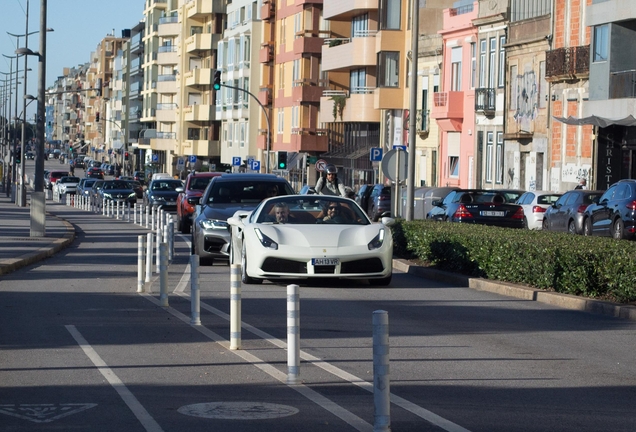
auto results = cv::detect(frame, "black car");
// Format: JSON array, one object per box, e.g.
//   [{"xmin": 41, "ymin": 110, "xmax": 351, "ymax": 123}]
[
  {"xmin": 428, "ymin": 189, "xmax": 525, "ymax": 228},
  {"xmin": 367, "ymin": 184, "xmax": 391, "ymax": 221},
  {"xmin": 133, "ymin": 170, "xmax": 146, "ymax": 185},
  {"xmin": 543, "ymin": 190, "xmax": 604, "ymax": 234},
  {"xmin": 98, "ymin": 180, "xmax": 137, "ymax": 205},
  {"xmin": 355, "ymin": 184, "xmax": 374, "ymax": 214},
  {"xmin": 144, "ymin": 179, "xmax": 184, "ymax": 209},
  {"xmin": 583, "ymin": 179, "xmax": 636, "ymax": 239},
  {"xmin": 191, "ymin": 173, "xmax": 295, "ymax": 264}
]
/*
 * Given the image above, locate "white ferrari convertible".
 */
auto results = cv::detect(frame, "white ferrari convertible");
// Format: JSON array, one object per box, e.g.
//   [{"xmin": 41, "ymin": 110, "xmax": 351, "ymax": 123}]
[{"xmin": 227, "ymin": 195, "xmax": 395, "ymax": 286}]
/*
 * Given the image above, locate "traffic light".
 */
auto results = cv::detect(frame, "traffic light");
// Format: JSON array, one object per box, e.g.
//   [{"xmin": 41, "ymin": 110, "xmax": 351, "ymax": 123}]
[
  {"xmin": 96, "ymin": 112, "xmax": 100, "ymax": 122},
  {"xmin": 124, "ymin": 152, "xmax": 129, "ymax": 161},
  {"xmin": 96, "ymin": 78, "xmax": 102, "ymax": 97},
  {"xmin": 278, "ymin": 151, "xmax": 288, "ymax": 170},
  {"xmin": 213, "ymin": 71, "xmax": 221, "ymax": 91}
]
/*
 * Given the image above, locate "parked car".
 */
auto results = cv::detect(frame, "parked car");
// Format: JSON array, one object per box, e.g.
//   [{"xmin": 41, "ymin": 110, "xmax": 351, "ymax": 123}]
[
  {"xmin": 355, "ymin": 184, "xmax": 374, "ymax": 213},
  {"xmin": 367, "ymin": 184, "xmax": 392, "ymax": 221},
  {"xmin": 192, "ymin": 173, "xmax": 295, "ymax": 265},
  {"xmin": 53, "ymin": 176, "xmax": 80, "ymax": 195},
  {"xmin": 144, "ymin": 178, "xmax": 184, "ymax": 209},
  {"xmin": 583, "ymin": 179, "xmax": 636, "ymax": 239},
  {"xmin": 401, "ymin": 186, "xmax": 460, "ymax": 220},
  {"xmin": 227, "ymin": 195, "xmax": 394, "ymax": 285},
  {"xmin": 176, "ymin": 172, "xmax": 223, "ymax": 233},
  {"xmin": 98, "ymin": 180, "xmax": 137, "ymax": 205},
  {"xmin": 543, "ymin": 190, "xmax": 604, "ymax": 234},
  {"xmin": 515, "ymin": 191, "xmax": 562, "ymax": 230},
  {"xmin": 77, "ymin": 178, "xmax": 97, "ymax": 198},
  {"xmin": 45, "ymin": 170, "xmax": 69, "ymax": 190},
  {"xmin": 428, "ymin": 189, "xmax": 525, "ymax": 228},
  {"xmin": 25, "ymin": 151, "xmax": 35, "ymax": 160}
]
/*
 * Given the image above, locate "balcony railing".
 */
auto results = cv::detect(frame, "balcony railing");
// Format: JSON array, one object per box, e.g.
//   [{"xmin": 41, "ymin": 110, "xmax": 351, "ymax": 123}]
[
  {"xmin": 156, "ymin": 131, "xmax": 176, "ymax": 139},
  {"xmin": 449, "ymin": 4, "xmax": 474, "ymax": 16},
  {"xmin": 610, "ymin": 70, "xmax": 636, "ymax": 99},
  {"xmin": 475, "ymin": 88, "xmax": 496, "ymax": 113},
  {"xmin": 157, "ymin": 103, "xmax": 177, "ymax": 110},
  {"xmin": 416, "ymin": 109, "xmax": 429, "ymax": 135},
  {"xmin": 157, "ymin": 74, "xmax": 176, "ymax": 82},
  {"xmin": 546, "ymin": 45, "xmax": 590, "ymax": 79},
  {"xmin": 159, "ymin": 16, "xmax": 178, "ymax": 24},
  {"xmin": 158, "ymin": 45, "xmax": 177, "ymax": 53}
]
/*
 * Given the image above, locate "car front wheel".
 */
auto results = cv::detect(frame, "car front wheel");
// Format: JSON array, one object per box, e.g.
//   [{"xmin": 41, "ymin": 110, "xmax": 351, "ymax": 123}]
[
  {"xmin": 612, "ymin": 218, "xmax": 625, "ymax": 240},
  {"xmin": 241, "ymin": 244, "xmax": 262, "ymax": 285},
  {"xmin": 583, "ymin": 218, "xmax": 593, "ymax": 236}
]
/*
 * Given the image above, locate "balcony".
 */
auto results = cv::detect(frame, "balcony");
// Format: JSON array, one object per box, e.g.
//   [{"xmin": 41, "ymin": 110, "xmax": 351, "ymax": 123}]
[
  {"xmin": 292, "ymin": 80, "xmax": 325, "ymax": 104},
  {"xmin": 158, "ymin": 18, "xmax": 179, "ymax": 37},
  {"xmin": 319, "ymin": 90, "xmax": 379, "ymax": 123},
  {"xmin": 186, "ymin": 0, "xmax": 224, "ymax": 19},
  {"xmin": 293, "ymin": 32, "xmax": 324, "ymax": 55},
  {"xmin": 183, "ymin": 104, "xmax": 215, "ymax": 122},
  {"xmin": 260, "ymin": 43, "xmax": 274, "ymax": 63},
  {"xmin": 185, "ymin": 33, "xmax": 218, "ymax": 54},
  {"xmin": 259, "ymin": 86, "xmax": 273, "ymax": 106},
  {"xmin": 546, "ymin": 45, "xmax": 590, "ymax": 81},
  {"xmin": 290, "ymin": 128, "xmax": 328, "ymax": 152},
  {"xmin": 156, "ymin": 75, "xmax": 177, "ymax": 94},
  {"xmin": 182, "ymin": 139, "xmax": 221, "ymax": 156},
  {"xmin": 261, "ymin": 0, "xmax": 275, "ymax": 21},
  {"xmin": 156, "ymin": 103, "xmax": 177, "ymax": 122},
  {"xmin": 184, "ymin": 68, "xmax": 212, "ymax": 87},
  {"xmin": 324, "ymin": 0, "xmax": 377, "ymax": 20},
  {"xmin": 430, "ymin": 91, "xmax": 464, "ymax": 131},
  {"xmin": 415, "ymin": 109, "xmax": 430, "ymax": 137},
  {"xmin": 475, "ymin": 88, "xmax": 496, "ymax": 113},
  {"xmin": 295, "ymin": 0, "xmax": 323, "ymax": 5},
  {"xmin": 157, "ymin": 45, "xmax": 178, "ymax": 65},
  {"xmin": 609, "ymin": 70, "xmax": 636, "ymax": 99},
  {"xmin": 322, "ymin": 35, "xmax": 376, "ymax": 72}
]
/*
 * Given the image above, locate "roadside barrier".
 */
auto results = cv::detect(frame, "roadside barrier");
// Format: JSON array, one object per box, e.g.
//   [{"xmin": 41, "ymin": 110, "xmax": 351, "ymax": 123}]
[
  {"xmin": 373, "ymin": 310, "xmax": 390, "ymax": 432},
  {"xmin": 287, "ymin": 284, "xmax": 300, "ymax": 384},
  {"xmin": 137, "ymin": 235, "xmax": 146, "ymax": 293},
  {"xmin": 190, "ymin": 254, "xmax": 201, "ymax": 326},
  {"xmin": 230, "ymin": 264, "xmax": 241, "ymax": 350}
]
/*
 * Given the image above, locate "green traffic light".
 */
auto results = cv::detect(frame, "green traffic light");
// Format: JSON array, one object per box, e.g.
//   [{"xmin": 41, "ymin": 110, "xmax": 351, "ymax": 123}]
[{"xmin": 213, "ymin": 83, "xmax": 221, "ymax": 90}]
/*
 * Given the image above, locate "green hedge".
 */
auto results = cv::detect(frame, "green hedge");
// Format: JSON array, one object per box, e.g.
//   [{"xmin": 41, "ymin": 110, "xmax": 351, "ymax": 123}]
[{"xmin": 392, "ymin": 219, "xmax": 636, "ymax": 303}]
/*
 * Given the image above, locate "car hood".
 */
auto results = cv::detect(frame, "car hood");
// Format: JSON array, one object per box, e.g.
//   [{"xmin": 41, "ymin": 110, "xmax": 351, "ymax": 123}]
[
  {"xmin": 256, "ymin": 224, "xmax": 385, "ymax": 248},
  {"xmin": 101, "ymin": 189, "xmax": 134, "ymax": 195},
  {"xmin": 201, "ymin": 203, "xmax": 259, "ymax": 220},
  {"xmin": 148, "ymin": 191, "xmax": 179, "ymax": 198}
]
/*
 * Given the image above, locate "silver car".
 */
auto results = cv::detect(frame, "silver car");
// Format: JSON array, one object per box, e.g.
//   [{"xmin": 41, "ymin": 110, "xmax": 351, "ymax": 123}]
[{"xmin": 191, "ymin": 174, "xmax": 294, "ymax": 265}]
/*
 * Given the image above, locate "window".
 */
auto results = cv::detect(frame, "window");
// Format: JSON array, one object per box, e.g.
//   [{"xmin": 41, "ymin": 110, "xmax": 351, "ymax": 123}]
[
  {"xmin": 471, "ymin": 42, "xmax": 476, "ymax": 88},
  {"xmin": 352, "ymin": 13, "xmax": 369, "ymax": 37},
  {"xmin": 485, "ymin": 132, "xmax": 493, "ymax": 183},
  {"xmin": 479, "ymin": 39, "xmax": 486, "ymax": 87},
  {"xmin": 496, "ymin": 132, "xmax": 503, "ymax": 184},
  {"xmin": 292, "ymin": 59, "xmax": 300, "ymax": 85},
  {"xmin": 277, "ymin": 108, "xmax": 284, "ymax": 134},
  {"xmin": 489, "ymin": 38, "xmax": 497, "ymax": 88},
  {"xmin": 240, "ymin": 122, "xmax": 245, "ymax": 147},
  {"xmin": 451, "ymin": 47, "xmax": 462, "ymax": 91},
  {"xmin": 379, "ymin": 0, "xmax": 401, "ymax": 30},
  {"xmin": 498, "ymin": 36, "xmax": 506, "ymax": 87},
  {"xmin": 378, "ymin": 51, "xmax": 399, "ymax": 87},
  {"xmin": 292, "ymin": 106, "xmax": 299, "ymax": 128},
  {"xmin": 227, "ymin": 121, "xmax": 233, "ymax": 146},
  {"xmin": 593, "ymin": 24, "xmax": 609, "ymax": 62},
  {"xmin": 539, "ymin": 61, "xmax": 546, "ymax": 108},
  {"xmin": 350, "ymin": 68, "xmax": 366, "ymax": 93},
  {"xmin": 449, "ymin": 156, "xmax": 459, "ymax": 178},
  {"xmin": 420, "ymin": 88, "xmax": 428, "ymax": 131},
  {"xmin": 510, "ymin": 65, "xmax": 518, "ymax": 111}
]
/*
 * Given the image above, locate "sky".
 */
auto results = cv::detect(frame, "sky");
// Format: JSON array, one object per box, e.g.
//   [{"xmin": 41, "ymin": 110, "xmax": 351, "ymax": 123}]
[{"xmin": 1, "ymin": 0, "xmax": 146, "ymax": 120}]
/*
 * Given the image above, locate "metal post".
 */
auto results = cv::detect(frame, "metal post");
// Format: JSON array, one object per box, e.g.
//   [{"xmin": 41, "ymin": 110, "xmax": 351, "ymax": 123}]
[
  {"xmin": 159, "ymin": 242, "xmax": 168, "ymax": 307},
  {"xmin": 145, "ymin": 204, "xmax": 149, "ymax": 228},
  {"xmin": 190, "ymin": 254, "xmax": 201, "ymax": 325},
  {"xmin": 168, "ymin": 215, "xmax": 174, "ymax": 262},
  {"xmin": 373, "ymin": 310, "xmax": 390, "ymax": 432},
  {"xmin": 133, "ymin": 203, "xmax": 137, "ymax": 224},
  {"xmin": 287, "ymin": 284, "xmax": 300, "ymax": 384},
  {"xmin": 145, "ymin": 231, "xmax": 153, "ymax": 285},
  {"xmin": 137, "ymin": 235, "xmax": 145, "ymax": 293},
  {"xmin": 230, "ymin": 264, "xmax": 241, "ymax": 350}
]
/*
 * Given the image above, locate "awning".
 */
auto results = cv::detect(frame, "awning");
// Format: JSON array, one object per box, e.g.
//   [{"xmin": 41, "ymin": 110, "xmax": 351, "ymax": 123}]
[{"xmin": 553, "ymin": 115, "xmax": 636, "ymax": 127}]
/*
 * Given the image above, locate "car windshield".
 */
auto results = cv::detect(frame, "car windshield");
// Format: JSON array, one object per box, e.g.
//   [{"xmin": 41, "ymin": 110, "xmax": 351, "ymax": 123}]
[
  {"xmin": 60, "ymin": 177, "xmax": 80, "ymax": 183},
  {"xmin": 151, "ymin": 180, "xmax": 182, "ymax": 191},
  {"xmin": 255, "ymin": 197, "xmax": 369, "ymax": 225},
  {"xmin": 189, "ymin": 177, "xmax": 213, "ymax": 191},
  {"xmin": 537, "ymin": 194, "xmax": 561, "ymax": 205},
  {"xmin": 103, "ymin": 181, "xmax": 132, "ymax": 190},
  {"xmin": 207, "ymin": 182, "xmax": 289, "ymax": 204}
]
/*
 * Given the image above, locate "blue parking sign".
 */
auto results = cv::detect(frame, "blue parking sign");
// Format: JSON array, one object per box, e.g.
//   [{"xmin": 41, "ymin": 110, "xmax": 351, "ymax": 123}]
[
  {"xmin": 232, "ymin": 156, "xmax": 241, "ymax": 166},
  {"xmin": 189, "ymin": 155, "xmax": 197, "ymax": 163},
  {"xmin": 251, "ymin": 160, "xmax": 261, "ymax": 171},
  {"xmin": 152, "ymin": 154, "xmax": 159, "ymax": 162},
  {"xmin": 370, "ymin": 147, "xmax": 383, "ymax": 162}
]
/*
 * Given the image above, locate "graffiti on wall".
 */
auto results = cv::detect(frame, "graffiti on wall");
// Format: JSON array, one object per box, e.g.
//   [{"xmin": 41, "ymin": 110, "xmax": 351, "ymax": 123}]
[
  {"xmin": 513, "ymin": 69, "xmax": 538, "ymax": 131},
  {"xmin": 561, "ymin": 163, "xmax": 591, "ymax": 183}
]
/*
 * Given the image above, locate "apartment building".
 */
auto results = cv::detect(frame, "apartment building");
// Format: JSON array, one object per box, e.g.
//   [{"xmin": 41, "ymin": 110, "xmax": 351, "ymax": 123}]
[
  {"xmin": 48, "ymin": 65, "xmax": 89, "ymax": 154},
  {"xmin": 431, "ymin": 1, "xmax": 478, "ymax": 188}
]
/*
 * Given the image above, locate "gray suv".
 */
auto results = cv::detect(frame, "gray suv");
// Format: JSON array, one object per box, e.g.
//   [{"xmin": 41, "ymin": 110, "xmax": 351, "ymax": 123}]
[{"xmin": 191, "ymin": 174, "xmax": 294, "ymax": 265}]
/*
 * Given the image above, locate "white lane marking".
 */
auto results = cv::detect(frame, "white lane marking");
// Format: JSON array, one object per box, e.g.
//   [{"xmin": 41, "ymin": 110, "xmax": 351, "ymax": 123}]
[
  {"xmin": 65, "ymin": 325, "xmax": 165, "ymax": 432},
  {"xmin": 0, "ymin": 403, "xmax": 97, "ymax": 423},
  {"xmin": 141, "ymin": 294, "xmax": 372, "ymax": 432}
]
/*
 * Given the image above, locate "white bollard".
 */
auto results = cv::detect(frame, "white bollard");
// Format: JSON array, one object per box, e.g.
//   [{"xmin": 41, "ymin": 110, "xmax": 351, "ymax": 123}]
[
  {"xmin": 145, "ymin": 232, "xmax": 153, "ymax": 286},
  {"xmin": 133, "ymin": 203, "xmax": 137, "ymax": 225},
  {"xmin": 190, "ymin": 254, "xmax": 201, "ymax": 326},
  {"xmin": 127, "ymin": 201, "xmax": 131, "ymax": 222},
  {"xmin": 116, "ymin": 201, "xmax": 121, "ymax": 220},
  {"xmin": 287, "ymin": 284, "xmax": 300, "ymax": 384},
  {"xmin": 151, "ymin": 205, "xmax": 156, "ymax": 230},
  {"xmin": 137, "ymin": 235, "xmax": 146, "ymax": 293},
  {"xmin": 168, "ymin": 216, "xmax": 174, "ymax": 262},
  {"xmin": 373, "ymin": 310, "xmax": 390, "ymax": 432},
  {"xmin": 145, "ymin": 204, "xmax": 150, "ymax": 229},
  {"xmin": 159, "ymin": 242, "xmax": 169, "ymax": 307},
  {"xmin": 230, "ymin": 264, "xmax": 241, "ymax": 350},
  {"xmin": 155, "ymin": 220, "xmax": 161, "ymax": 273}
]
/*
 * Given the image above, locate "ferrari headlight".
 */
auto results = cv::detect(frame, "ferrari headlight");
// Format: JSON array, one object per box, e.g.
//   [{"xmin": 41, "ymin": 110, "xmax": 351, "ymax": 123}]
[
  {"xmin": 200, "ymin": 219, "xmax": 229, "ymax": 230},
  {"xmin": 255, "ymin": 228, "xmax": 278, "ymax": 250},
  {"xmin": 368, "ymin": 228, "xmax": 386, "ymax": 250}
]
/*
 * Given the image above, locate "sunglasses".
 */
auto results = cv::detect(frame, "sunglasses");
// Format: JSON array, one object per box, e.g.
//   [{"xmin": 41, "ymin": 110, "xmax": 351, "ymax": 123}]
[
  {"xmin": 328, "ymin": 207, "xmax": 339, "ymax": 210},
  {"xmin": 327, "ymin": 173, "xmax": 336, "ymax": 176}
]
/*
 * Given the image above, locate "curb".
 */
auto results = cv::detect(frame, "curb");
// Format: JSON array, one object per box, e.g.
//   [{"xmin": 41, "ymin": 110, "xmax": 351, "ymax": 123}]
[
  {"xmin": 0, "ymin": 214, "xmax": 75, "ymax": 275},
  {"xmin": 392, "ymin": 258, "xmax": 636, "ymax": 322}
]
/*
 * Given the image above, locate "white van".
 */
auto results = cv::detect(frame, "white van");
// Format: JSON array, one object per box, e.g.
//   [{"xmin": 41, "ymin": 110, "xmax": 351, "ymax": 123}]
[{"xmin": 152, "ymin": 173, "xmax": 173, "ymax": 180}]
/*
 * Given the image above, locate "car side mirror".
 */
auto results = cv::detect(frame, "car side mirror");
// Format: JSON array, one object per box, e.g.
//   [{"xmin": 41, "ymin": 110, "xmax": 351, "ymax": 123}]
[
  {"xmin": 432, "ymin": 199, "xmax": 442, "ymax": 207},
  {"xmin": 176, "ymin": 187, "xmax": 184, "ymax": 193}
]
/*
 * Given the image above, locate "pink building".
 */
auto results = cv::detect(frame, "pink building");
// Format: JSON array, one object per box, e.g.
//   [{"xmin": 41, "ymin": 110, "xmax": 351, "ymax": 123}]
[{"xmin": 431, "ymin": 2, "xmax": 478, "ymax": 188}]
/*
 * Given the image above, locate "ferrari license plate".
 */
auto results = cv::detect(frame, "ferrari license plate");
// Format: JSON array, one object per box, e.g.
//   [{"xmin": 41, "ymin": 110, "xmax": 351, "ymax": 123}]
[
  {"xmin": 312, "ymin": 258, "xmax": 339, "ymax": 266},
  {"xmin": 481, "ymin": 211, "xmax": 505, "ymax": 217}
]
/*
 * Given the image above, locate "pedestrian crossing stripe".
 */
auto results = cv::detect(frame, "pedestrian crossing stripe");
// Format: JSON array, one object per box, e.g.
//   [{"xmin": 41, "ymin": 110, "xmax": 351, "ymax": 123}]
[{"xmin": 0, "ymin": 403, "xmax": 97, "ymax": 423}]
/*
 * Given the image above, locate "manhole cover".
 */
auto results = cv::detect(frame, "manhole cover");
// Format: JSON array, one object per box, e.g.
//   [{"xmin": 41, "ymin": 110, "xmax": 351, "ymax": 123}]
[{"xmin": 178, "ymin": 402, "xmax": 299, "ymax": 420}]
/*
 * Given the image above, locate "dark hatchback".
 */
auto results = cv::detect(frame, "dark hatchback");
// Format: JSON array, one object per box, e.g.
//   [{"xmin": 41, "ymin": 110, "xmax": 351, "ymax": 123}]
[
  {"xmin": 583, "ymin": 179, "xmax": 636, "ymax": 239},
  {"xmin": 428, "ymin": 189, "xmax": 525, "ymax": 228},
  {"xmin": 99, "ymin": 180, "xmax": 137, "ymax": 205},
  {"xmin": 144, "ymin": 179, "xmax": 184, "ymax": 209},
  {"xmin": 543, "ymin": 190, "xmax": 604, "ymax": 234}
]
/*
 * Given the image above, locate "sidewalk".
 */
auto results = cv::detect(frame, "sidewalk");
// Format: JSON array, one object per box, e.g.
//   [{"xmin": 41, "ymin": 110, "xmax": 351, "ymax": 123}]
[{"xmin": 0, "ymin": 192, "xmax": 75, "ymax": 275}]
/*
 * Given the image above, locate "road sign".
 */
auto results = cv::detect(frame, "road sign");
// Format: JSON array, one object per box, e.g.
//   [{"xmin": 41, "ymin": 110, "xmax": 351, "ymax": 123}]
[
  {"xmin": 176, "ymin": 158, "xmax": 185, "ymax": 171},
  {"xmin": 315, "ymin": 159, "xmax": 327, "ymax": 172},
  {"xmin": 393, "ymin": 145, "xmax": 407, "ymax": 151},
  {"xmin": 232, "ymin": 156, "xmax": 241, "ymax": 166},
  {"xmin": 370, "ymin": 147, "xmax": 383, "ymax": 162},
  {"xmin": 152, "ymin": 154, "xmax": 159, "ymax": 162},
  {"xmin": 251, "ymin": 160, "xmax": 261, "ymax": 171},
  {"xmin": 189, "ymin": 155, "xmax": 197, "ymax": 163},
  {"xmin": 381, "ymin": 149, "xmax": 408, "ymax": 182}
]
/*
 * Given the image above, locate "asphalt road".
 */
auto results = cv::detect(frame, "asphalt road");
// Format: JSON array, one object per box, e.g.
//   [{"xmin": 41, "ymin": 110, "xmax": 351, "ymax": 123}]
[{"xmin": 1, "ymin": 159, "xmax": 635, "ymax": 431}]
